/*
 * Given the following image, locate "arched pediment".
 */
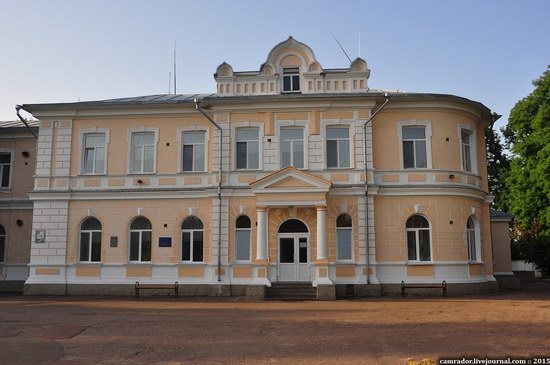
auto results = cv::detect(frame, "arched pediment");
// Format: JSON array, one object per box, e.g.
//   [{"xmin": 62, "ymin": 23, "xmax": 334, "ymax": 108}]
[
  {"xmin": 350, "ymin": 57, "xmax": 368, "ymax": 72},
  {"xmin": 215, "ymin": 62, "xmax": 234, "ymax": 77},
  {"xmin": 264, "ymin": 36, "xmax": 320, "ymax": 71}
]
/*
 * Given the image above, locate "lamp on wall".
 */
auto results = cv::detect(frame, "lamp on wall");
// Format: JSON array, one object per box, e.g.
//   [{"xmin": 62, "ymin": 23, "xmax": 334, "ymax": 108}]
[
  {"xmin": 21, "ymin": 151, "xmax": 30, "ymax": 158},
  {"xmin": 16, "ymin": 219, "xmax": 23, "ymax": 226},
  {"xmin": 449, "ymin": 174, "xmax": 455, "ymax": 179}
]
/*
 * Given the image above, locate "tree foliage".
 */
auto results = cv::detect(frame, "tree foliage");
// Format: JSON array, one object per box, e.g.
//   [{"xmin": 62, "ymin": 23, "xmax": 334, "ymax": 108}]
[
  {"xmin": 502, "ymin": 66, "xmax": 550, "ymax": 235},
  {"xmin": 485, "ymin": 126, "xmax": 510, "ymax": 211},
  {"xmin": 503, "ymin": 66, "xmax": 550, "ymax": 273}
]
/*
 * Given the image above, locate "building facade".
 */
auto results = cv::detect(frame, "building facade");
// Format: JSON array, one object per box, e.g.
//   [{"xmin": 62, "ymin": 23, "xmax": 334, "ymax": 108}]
[
  {"xmin": 21, "ymin": 37, "xmax": 498, "ymax": 298},
  {"xmin": 0, "ymin": 121, "xmax": 37, "ymax": 291}
]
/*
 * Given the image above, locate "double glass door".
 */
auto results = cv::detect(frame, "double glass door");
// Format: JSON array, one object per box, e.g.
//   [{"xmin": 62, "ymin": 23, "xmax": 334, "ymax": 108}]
[{"xmin": 278, "ymin": 234, "xmax": 309, "ymax": 282}]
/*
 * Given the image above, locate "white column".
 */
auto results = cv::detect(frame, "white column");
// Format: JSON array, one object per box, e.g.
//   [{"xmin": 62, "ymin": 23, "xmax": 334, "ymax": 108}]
[
  {"xmin": 316, "ymin": 205, "xmax": 327, "ymax": 260},
  {"xmin": 256, "ymin": 207, "xmax": 268, "ymax": 260}
]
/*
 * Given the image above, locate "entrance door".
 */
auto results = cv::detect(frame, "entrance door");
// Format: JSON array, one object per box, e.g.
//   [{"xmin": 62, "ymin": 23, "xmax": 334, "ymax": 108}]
[{"xmin": 278, "ymin": 235, "xmax": 309, "ymax": 282}]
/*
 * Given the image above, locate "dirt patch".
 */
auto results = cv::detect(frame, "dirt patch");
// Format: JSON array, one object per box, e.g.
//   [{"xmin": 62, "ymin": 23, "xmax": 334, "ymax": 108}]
[{"xmin": 0, "ymin": 283, "xmax": 549, "ymax": 364}]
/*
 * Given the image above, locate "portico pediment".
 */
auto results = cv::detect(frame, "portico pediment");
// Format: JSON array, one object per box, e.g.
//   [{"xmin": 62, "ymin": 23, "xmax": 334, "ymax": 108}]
[{"xmin": 250, "ymin": 167, "xmax": 331, "ymax": 207}]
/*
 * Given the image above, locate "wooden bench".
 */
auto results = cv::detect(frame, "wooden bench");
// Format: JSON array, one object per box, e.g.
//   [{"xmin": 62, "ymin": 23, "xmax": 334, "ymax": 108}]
[
  {"xmin": 135, "ymin": 281, "xmax": 179, "ymax": 298},
  {"xmin": 401, "ymin": 280, "xmax": 447, "ymax": 297}
]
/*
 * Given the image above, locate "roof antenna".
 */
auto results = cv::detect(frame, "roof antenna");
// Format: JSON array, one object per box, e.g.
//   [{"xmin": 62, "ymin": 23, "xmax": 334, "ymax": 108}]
[
  {"xmin": 173, "ymin": 39, "xmax": 177, "ymax": 95},
  {"xmin": 358, "ymin": 30, "xmax": 361, "ymax": 58},
  {"xmin": 331, "ymin": 32, "xmax": 352, "ymax": 63}
]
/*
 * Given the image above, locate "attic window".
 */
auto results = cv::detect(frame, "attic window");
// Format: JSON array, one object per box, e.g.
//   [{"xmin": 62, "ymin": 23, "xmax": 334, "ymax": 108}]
[{"xmin": 282, "ymin": 67, "xmax": 300, "ymax": 93}]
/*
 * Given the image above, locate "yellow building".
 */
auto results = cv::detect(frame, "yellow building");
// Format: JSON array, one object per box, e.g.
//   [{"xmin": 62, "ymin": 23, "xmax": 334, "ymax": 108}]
[
  {"xmin": 0, "ymin": 120, "xmax": 37, "ymax": 292},
  {"xmin": 20, "ymin": 37, "xmax": 499, "ymax": 298}
]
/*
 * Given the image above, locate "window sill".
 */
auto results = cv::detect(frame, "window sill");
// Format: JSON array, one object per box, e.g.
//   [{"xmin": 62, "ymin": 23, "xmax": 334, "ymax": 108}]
[
  {"xmin": 234, "ymin": 169, "xmax": 261, "ymax": 172},
  {"xmin": 327, "ymin": 167, "xmax": 353, "ymax": 171},
  {"xmin": 468, "ymin": 261, "xmax": 484, "ymax": 265},
  {"xmin": 234, "ymin": 261, "xmax": 252, "ymax": 265},
  {"xmin": 179, "ymin": 171, "xmax": 208, "ymax": 174},
  {"xmin": 127, "ymin": 172, "xmax": 156, "ymax": 175},
  {"xmin": 127, "ymin": 261, "xmax": 152, "ymax": 265},
  {"xmin": 80, "ymin": 173, "xmax": 106, "ymax": 177},
  {"xmin": 77, "ymin": 261, "xmax": 102, "ymax": 265},
  {"xmin": 179, "ymin": 261, "xmax": 206, "ymax": 265},
  {"xmin": 406, "ymin": 261, "xmax": 434, "ymax": 265},
  {"xmin": 335, "ymin": 261, "xmax": 356, "ymax": 265}
]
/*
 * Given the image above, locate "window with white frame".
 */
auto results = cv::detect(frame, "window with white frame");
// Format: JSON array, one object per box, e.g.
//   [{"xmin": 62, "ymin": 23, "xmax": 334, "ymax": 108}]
[
  {"xmin": 0, "ymin": 152, "xmax": 12, "ymax": 188},
  {"xmin": 130, "ymin": 132, "xmax": 155, "ymax": 173},
  {"xmin": 182, "ymin": 131, "xmax": 206, "ymax": 172},
  {"xmin": 236, "ymin": 129, "xmax": 259, "ymax": 170},
  {"xmin": 461, "ymin": 130, "xmax": 472, "ymax": 172},
  {"xmin": 79, "ymin": 217, "xmax": 102, "ymax": 262},
  {"xmin": 282, "ymin": 67, "xmax": 300, "ymax": 93},
  {"xmin": 0, "ymin": 224, "xmax": 5, "ymax": 262},
  {"xmin": 402, "ymin": 127, "xmax": 427, "ymax": 168},
  {"xmin": 129, "ymin": 217, "xmax": 152, "ymax": 262},
  {"xmin": 406, "ymin": 215, "xmax": 431, "ymax": 261},
  {"xmin": 467, "ymin": 216, "xmax": 477, "ymax": 261},
  {"xmin": 327, "ymin": 127, "xmax": 350, "ymax": 168},
  {"xmin": 336, "ymin": 214, "xmax": 353, "ymax": 261},
  {"xmin": 181, "ymin": 216, "xmax": 204, "ymax": 262},
  {"xmin": 235, "ymin": 215, "xmax": 251, "ymax": 262},
  {"xmin": 82, "ymin": 133, "xmax": 106, "ymax": 174},
  {"xmin": 280, "ymin": 128, "xmax": 304, "ymax": 168}
]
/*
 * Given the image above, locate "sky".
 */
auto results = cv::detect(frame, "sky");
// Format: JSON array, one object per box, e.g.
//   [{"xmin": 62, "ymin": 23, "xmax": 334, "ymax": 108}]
[{"xmin": 1, "ymin": 0, "xmax": 549, "ymax": 133}]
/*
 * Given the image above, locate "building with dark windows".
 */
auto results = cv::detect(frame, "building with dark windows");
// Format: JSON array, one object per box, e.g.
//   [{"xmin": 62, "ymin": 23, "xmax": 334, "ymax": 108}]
[{"xmin": 20, "ymin": 37, "xmax": 499, "ymax": 298}]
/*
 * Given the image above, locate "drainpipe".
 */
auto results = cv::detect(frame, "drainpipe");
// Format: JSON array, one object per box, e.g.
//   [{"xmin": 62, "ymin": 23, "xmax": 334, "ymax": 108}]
[
  {"xmin": 15, "ymin": 105, "xmax": 38, "ymax": 139},
  {"xmin": 363, "ymin": 93, "xmax": 389, "ymax": 284},
  {"xmin": 194, "ymin": 99, "xmax": 223, "ymax": 283}
]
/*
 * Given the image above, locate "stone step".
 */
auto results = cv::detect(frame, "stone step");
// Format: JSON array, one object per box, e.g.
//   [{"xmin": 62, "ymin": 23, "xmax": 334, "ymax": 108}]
[{"xmin": 266, "ymin": 283, "xmax": 317, "ymax": 300}]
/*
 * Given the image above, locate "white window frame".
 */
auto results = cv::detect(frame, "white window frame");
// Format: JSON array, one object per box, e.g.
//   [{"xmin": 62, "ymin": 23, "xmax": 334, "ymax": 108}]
[
  {"xmin": 78, "ymin": 128, "xmax": 110, "ymax": 176},
  {"xmin": 230, "ymin": 121, "xmax": 263, "ymax": 171},
  {"xmin": 235, "ymin": 215, "xmax": 252, "ymax": 263},
  {"xmin": 0, "ymin": 224, "xmax": 5, "ymax": 262},
  {"xmin": 81, "ymin": 133, "xmax": 107, "ymax": 175},
  {"xmin": 397, "ymin": 121, "xmax": 432, "ymax": 170},
  {"xmin": 405, "ymin": 215, "xmax": 433, "ymax": 263},
  {"xmin": 282, "ymin": 67, "xmax": 301, "ymax": 93},
  {"xmin": 181, "ymin": 217, "xmax": 204, "ymax": 263},
  {"xmin": 127, "ymin": 128, "xmax": 158, "ymax": 174},
  {"xmin": 336, "ymin": 214, "xmax": 354, "ymax": 262},
  {"xmin": 458, "ymin": 125, "xmax": 478, "ymax": 174},
  {"xmin": 321, "ymin": 120, "xmax": 355, "ymax": 170},
  {"xmin": 0, "ymin": 148, "xmax": 14, "ymax": 189},
  {"xmin": 466, "ymin": 215, "xmax": 481, "ymax": 263},
  {"xmin": 182, "ymin": 131, "xmax": 206, "ymax": 172},
  {"xmin": 277, "ymin": 120, "xmax": 309, "ymax": 170},
  {"xmin": 128, "ymin": 218, "xmax": 152, "ymax": 263},
  {"xmin": 177, "ymin": 125, "xmax": 210, "ymax": 173},
  {"xmin": 78, "ymin": 218, "xmax": 102, "ymax": 263},
  {"xmin": 235, "ymin": 127, "xmax": 261, "ymax": 170}
]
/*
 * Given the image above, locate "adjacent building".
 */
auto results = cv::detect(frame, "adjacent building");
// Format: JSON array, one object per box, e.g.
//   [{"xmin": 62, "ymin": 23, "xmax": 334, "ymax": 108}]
[
  {"xmin": 0, "ymin": 120, "xmax": 37, "ymax": 291},
  {"xmin": 20, "ymin": 37, "xmax": 499, "ymax": 298}
]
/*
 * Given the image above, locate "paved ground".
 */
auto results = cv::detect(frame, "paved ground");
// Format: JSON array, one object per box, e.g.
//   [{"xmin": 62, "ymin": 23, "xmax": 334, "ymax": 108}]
[{"xmin": 1, "ymin": 283, "xmax": 549, "ymax": 365}]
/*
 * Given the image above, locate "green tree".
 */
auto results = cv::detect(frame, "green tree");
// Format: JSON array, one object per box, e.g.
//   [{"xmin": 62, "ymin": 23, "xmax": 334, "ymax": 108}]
[
  {"xmin": 503, "ymin": 66, "xmax": 550, "ymax": 273},
  {"xmin": 485, "ymin": 126, "xmax": 510, "ymax": 211}
]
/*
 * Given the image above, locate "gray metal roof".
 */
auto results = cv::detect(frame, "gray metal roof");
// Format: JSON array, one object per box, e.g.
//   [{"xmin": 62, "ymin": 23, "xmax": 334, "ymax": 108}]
[
  {"xmin": 0, "ymin": 120, "xmax": 39, "ymax": 128},
  {"xmin": 490, "ymin": 209, "xmax": 514, "ymax": 221}
]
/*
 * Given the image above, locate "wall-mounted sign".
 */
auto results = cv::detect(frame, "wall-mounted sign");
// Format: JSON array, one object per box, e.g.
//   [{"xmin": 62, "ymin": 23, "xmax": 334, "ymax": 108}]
[
  {"xmin": 35, "ymin": 230, "xmax": 46, "ymax": 243},
  {"xmin": 159, "ymin": 237, "xmax": 172, "ymax": 247},
  {"xmin": 110, "ymin": 236, "xmax": 118, "ymax": 248}
]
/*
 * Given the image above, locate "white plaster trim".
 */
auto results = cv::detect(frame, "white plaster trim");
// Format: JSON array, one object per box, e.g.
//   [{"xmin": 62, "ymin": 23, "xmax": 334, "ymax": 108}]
[
  {"xmin": 126, "ymin": 127, "xmax": 159, "ymax": 174},
  {"xmin": 77, "ymin": 128, "xmax": 110, "ymax": 175},
  {"xmin": 320, "ymin": 119, "xmax": 356, "ymax": 170},
  {"xmin": 397, "ymin": 120, "xmax": 433, "ymax": 169},
  {"xmin": 176, "ymin": 125, "xmax": 211, "ymax": 173},
  {"xmin": 276, "ymin": 120, "xmax": 310, "ymax": 170},
  {"xmin": 458, "ymin": 124, "xmax": 478, "ymax": 174}
]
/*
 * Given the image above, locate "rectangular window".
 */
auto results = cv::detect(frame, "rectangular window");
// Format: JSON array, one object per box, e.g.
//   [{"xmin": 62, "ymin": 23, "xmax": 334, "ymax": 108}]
[
  {"xmin": 402, "ymin": 127, "xmax": 427, "ymax": 168},
  {"xmin": 130, "ymin": 132, "xmax": 155, "ymax": 173},
  {"xmin": 280, "ymin": 128, "xmax": 304, "ymax": 168},
  {"xmin": 79, "ymin": 231, "xmax": 102, "ymax": 262},
  {"xmin": 327, "ymin": 127, "xmax": 350, "ymax": 168},
  {"xmin": 82, "ymin": 133, "xmax": 106, "ymax": 174},
  {"xmin": 337, "ymin": 228, "xmax": 352, "ymax": 261},
  {"xmin": 462, "ymin": 130, "xmax": 472, "ymax": 172},
  {"xmin": 235, "ymin": 129, "xmax": 259, "ymax": 170},
  {"xmin": 235, "ymin": 230, "xmax": 251, "ymax": 261},
  {"xmin": 182, "ymin": 131, "xmax": 206, "ymax": 172},
  {"xmin": 0, "ymin": 152, "xmax": 12, "ymax": 188},
  {"xmin": 282, "ymin": 67, "xmax": 300, "ymax": 93}
]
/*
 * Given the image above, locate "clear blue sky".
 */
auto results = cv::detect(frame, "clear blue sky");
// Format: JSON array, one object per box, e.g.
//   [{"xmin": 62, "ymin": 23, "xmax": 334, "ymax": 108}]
[{"xmin": 1, "ymin": 0, "xmax": 549, "ymax": 132}]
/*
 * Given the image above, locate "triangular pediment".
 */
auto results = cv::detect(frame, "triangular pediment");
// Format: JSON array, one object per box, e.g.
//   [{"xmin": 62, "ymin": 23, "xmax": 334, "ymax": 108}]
[{"xmin": 250, "ymin": 166, "xmax": 331, "ymax": 192}]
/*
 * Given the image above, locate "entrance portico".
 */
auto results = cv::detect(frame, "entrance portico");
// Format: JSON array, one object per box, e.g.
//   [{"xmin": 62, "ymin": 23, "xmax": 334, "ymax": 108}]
[{"xmin": 250, "ymin": 167, "xmax": 333, "ymax": 287}]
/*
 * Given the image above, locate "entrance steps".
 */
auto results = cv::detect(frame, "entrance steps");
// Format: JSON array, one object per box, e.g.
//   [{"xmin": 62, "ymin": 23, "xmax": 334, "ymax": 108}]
[{"xmin": 265, "ymin": 282, "xmax": 317, "ymax": 300}]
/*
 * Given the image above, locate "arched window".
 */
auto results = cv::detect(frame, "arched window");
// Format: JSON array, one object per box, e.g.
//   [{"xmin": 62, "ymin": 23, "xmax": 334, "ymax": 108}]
[
  {"xmin": 129, "ymin": 217, "xmax": 152, "ymax": 262},
  {"xmin": 467, "ymin": 216, "xmax": 477, "ymax": 261},
  {"xmin": 0, "ymin": 224, "xmax": 5, "ymax": 262},
  {"xmin": 181, "ymin": 216, "xmax": 204, "ymax": 262},
  {"xmin": 80, "ymin": 217, "xmax": 102, "ymax": 262},
  {"xmin": 235, "ymin": 215, "xmax": 251, "ymax": 262},
  {"xmin": 336, "ymin": 214, "xmax": 353, "ymax": 261},
  {"xmin": 278, "ymin": 219, "xmax": 308, "ymax": 233},
  {"xmin": 406, "ymin": 215, "xmax": 431, "ymax": 262}
]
